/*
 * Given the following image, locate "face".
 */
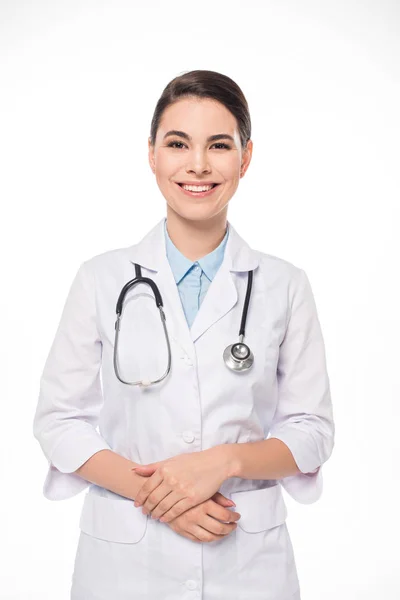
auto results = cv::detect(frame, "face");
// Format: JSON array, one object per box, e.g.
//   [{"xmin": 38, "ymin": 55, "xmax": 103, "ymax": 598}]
[{"xmin": 148, "ymin": 97, "xmax": 252, "ymax": 224}]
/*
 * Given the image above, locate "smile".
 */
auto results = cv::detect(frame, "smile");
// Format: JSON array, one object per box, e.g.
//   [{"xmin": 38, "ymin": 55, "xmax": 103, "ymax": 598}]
[{"xmin": 175, "ymin": 182, "xmax": 220, "ymax": 197}]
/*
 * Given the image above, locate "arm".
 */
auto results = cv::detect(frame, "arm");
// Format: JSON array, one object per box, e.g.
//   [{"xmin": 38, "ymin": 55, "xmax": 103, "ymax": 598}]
[
  {"xmin": 74, "ymin": 449, "xmax": 145, "ymax": 501},
  {"xmin": 267, "ymin": 267, "xmax": 335, "ymax": 502},
  {"xmin": 218, "ymin": 268, "xmax": 334, "ymax": 503},
  {"xmin": 217, "ymin": 438, "xmax": 302, "ymax": 481},
  {"xmin": 33, "ymin": 260, "xmax": 142, "ymax": 501}
]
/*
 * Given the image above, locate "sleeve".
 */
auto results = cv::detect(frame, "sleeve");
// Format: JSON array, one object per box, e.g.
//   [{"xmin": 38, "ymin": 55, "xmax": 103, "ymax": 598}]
[
  {"xmin": 32, "ymin": 259, "xmax": 112, "ymax": 501},
  {"xmin": 268, "ymin": 268, "xmax": 335, "ymax": 504}
]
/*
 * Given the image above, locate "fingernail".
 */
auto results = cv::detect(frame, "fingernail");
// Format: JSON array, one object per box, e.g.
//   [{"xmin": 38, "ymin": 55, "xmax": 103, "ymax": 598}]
[{"xmin": 228, "ymin": 500, "xmax": 236, "ymax": 506}]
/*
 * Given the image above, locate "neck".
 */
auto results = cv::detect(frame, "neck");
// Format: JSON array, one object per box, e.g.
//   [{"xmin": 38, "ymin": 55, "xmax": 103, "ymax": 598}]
[{"xmin": 165, "ymin": 207, "xmax": 228, "ymax": 261}]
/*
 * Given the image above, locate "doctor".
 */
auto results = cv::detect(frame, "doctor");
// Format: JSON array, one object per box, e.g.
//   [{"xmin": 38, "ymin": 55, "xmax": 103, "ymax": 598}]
[{"xmin": 33, "ymin": 69, "xmax": 335, "ymax": 600}]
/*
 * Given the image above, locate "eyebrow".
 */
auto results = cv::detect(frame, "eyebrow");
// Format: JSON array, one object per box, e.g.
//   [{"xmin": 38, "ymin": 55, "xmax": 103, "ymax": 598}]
[{"xmin": 163, "ymin": 130, "xmax": 235, "ymax": 143}]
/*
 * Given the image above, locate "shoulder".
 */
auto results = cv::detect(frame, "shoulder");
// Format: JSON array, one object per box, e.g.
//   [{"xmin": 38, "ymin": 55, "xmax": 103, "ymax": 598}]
[
  {"xmin": 253, "ymin": 247, "xmax": 305, "ymax": 283},
  {"xmin": 80, "ymin": 244, "xmax": 134, "ymax": 273},
  {"xmin": 249, "ymin": 248, "xmax": 313, "ymax": 312}
]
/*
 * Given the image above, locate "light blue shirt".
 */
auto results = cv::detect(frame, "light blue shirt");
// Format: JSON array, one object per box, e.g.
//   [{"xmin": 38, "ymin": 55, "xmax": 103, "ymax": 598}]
[{"xmin": 164, "ymin": 219, "xmax": 229, "ymax": 328}]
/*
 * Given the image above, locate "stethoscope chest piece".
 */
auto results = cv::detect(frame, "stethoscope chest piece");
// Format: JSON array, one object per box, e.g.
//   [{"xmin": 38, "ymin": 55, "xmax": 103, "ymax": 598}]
[
  {"xmin": 223, "ymin": 341, "xmax": 254, "ymax": 372},
  {"xmin": 223, "ymin": 268, "xmax": 255, "ymax": 372}
]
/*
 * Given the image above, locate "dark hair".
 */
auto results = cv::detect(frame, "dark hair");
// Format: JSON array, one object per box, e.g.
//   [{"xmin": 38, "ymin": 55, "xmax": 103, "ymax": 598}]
[{"xmin": 149, "ymin": 70, "xmax": 251, "ymax": 150}]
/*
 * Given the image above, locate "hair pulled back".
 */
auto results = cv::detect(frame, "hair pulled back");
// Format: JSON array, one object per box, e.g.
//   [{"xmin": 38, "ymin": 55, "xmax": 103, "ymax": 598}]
[{"xmin": 149, "ymin": 70, "xmax": 251, "ymax": 150}]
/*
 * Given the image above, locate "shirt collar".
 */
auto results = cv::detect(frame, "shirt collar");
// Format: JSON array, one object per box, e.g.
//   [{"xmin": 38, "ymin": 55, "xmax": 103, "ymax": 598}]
[{"xmin": 164, "ymin": 219, "xmax": 229, "ymax": 284}]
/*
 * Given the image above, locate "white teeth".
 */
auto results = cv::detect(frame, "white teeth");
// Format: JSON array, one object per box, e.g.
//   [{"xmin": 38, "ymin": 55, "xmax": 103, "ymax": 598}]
[{"xmin": 182, "ymin": 184, "xmax": 214, "ymax": 192}]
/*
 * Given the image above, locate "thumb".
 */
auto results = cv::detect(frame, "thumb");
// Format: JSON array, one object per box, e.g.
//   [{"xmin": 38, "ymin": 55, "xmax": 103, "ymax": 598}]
[{"xmin": 131, "ymin": 464, "xmax": 158, "ymax": 473}]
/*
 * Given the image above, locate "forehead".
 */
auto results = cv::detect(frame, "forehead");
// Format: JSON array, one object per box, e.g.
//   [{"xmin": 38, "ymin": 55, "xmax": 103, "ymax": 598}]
[{"xmin": 157, "ymin": 97, "xmax": 239, "ymax": 138}]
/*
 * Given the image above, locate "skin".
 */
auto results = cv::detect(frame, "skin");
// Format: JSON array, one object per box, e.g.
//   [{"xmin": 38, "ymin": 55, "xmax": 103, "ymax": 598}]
[{"xmin": 148, "ymin": 96, "xmax": 253, "ymax": 260}]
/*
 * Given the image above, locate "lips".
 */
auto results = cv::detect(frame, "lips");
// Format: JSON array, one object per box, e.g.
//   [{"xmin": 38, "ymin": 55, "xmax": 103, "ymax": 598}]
[
  {"xmin": 177, "ymin": 183, "xmax": 218, "ymax": 188},
  {"xmin": 175, "ymin": 182, "xmax": 221, "ymax": 198}
]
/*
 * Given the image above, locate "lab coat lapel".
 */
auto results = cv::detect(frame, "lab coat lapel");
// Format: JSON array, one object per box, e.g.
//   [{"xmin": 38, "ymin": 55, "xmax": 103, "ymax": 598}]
[
  {"xmin": 125, "ymin": 217, "xmax": 260, "ymax": 354},
  {"xmin": 188, "ymin": 259, "xmax": 237, "ymax": 343},
  {"xmin": 189, "ymin": 222, "xmax": 260, "ymax": 343}
]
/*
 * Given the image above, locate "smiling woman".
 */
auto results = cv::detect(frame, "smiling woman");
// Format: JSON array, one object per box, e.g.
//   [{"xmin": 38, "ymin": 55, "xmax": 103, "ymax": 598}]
[
  {"xmin": 146, "ymin": 70, "xmax": 253, "ymax": 240},
  {"xmin": 33, "ymin": 69, "xmax": 334, "ymax": 600}
]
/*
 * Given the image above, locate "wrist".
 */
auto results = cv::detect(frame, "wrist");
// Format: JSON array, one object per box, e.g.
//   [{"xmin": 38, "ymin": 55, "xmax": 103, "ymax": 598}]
[
  {"xmin": 130, "ymin": 466, "xmax": 147, "ymax": 498},
  {"xmin": 213, "ymin": 444, "xmax": 241, "ymax": 480}
]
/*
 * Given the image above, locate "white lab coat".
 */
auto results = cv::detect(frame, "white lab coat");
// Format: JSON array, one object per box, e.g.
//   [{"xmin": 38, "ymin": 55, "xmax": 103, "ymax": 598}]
[{"xmin": 33, "ymin": 217, "xmax": 335, "ymax": 600}]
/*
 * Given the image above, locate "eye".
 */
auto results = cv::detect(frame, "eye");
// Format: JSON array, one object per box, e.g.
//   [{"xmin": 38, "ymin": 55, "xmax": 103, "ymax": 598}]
[
  {"xmin": 211, "ymin": 143, "xmax": 231, "ymax": 149},
  {"xmin": 166, "ymin": 141, "xmax": 231, "ymax": 150},
  {"xmin": 167, "ymin": 141, "xmax": 186, "ymax": 149}
]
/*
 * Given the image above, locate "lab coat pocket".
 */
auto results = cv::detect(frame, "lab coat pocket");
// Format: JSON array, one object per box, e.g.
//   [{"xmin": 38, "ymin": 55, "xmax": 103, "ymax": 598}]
[
  {"xmin": 230, "ymin": 483, "xmax": 287, "ymax": 532},
  {"xmin": 72, "ymin": 493, "xmax": 150, "ymax": 598},
  {"xmin": 229, "ymin": 484, "xmax": 300, "ymax": 596},
  {"xmin": 79, "ymin": 491, "xmax": 148, "ymax": 543}
]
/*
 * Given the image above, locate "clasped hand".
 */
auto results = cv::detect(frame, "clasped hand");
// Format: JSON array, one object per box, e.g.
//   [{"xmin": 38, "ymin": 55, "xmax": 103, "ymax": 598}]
[{"xmin": 132, "ymin": 448, "xmax": 228, "ymax": 523}]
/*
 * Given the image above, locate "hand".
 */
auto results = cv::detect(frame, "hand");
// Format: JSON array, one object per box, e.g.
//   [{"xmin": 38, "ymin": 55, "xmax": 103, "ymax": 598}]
[
  {"xmin": 132, "ymin": 447, "xmax": 231, "ymax": 523},
  {"xmin": 165, "ymin": 492, "xmax": 241, "ymax": 544}
]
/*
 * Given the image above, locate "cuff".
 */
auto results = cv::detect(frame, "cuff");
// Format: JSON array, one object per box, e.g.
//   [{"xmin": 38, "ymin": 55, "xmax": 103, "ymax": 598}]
[
  {"xmin": 269, "ymin": 426, "xmax": 323, "ymax": 475},
  {"xmin": 49, "ymin": 430, "xmax": 112, "ymax": 474}
]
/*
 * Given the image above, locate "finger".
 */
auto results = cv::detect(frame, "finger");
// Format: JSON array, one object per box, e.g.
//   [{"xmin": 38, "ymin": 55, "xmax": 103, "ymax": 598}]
[
  {"xmin": 133, "ymin": 471, "xmax": 153, "ymax": 478},
  {"xmin": 159, "ymin": 497, "xmax": 194, "ymax": 523},
  {"xmin": 219, "ymin": 499, "xmax": 236, "ymax": 507},
  {"xmin": 132, "ymin": 465, "xmax": 157, "ymax": 473},
  {"xmin": 134, "ymin": 473, "xmax": 163, "ymax": 507},
  {"xmin": 143, "ymin": 486, "xmax": 174, "ymax": 517},
  {"xmin": 132, "ymin": 466, "xmax": 157, "ymax": 480},
  {"xmin": 134, "ymin": 471, "xmax": 164, "ymax": 507},
  {"xmin": 206, "ymin": 502, "xmax": 241, "ymax": 523},
  {"xmin": 147, "ymin": 490, "xmax": 182, "ymax": 520},
  {"xmin": 205, "ymin": 508, "xmax": 241, "ymax": 523},
  {"xmin": 213, "ymin": 493, "xmax": 236, "ymax": 508},
  {"xmin": 199, "ymin": 514, "xmax": 239, "ymax": 536},
  {"xmin": 191, "ymin": 521, "xmax": 237, "ymax": 542}
]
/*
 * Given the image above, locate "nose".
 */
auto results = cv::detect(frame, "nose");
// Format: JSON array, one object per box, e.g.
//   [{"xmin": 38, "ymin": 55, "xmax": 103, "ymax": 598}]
[{"xmin": 185, "ymin": 148, "xmax": 211, "ymax": 175}]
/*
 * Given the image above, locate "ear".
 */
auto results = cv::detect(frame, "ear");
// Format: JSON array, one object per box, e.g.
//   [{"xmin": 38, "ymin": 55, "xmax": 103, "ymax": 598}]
[
  {"xmin": 240, "ymin": 139, "xmax": 253, "ymax": 177},
  {"xmin": 148, "ymin": 137, "xmax": 156, "ymax": 173}
]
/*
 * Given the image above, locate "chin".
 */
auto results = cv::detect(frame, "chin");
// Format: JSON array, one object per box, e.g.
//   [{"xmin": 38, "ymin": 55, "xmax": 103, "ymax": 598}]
[{"xmin": 168, "ymin": 203, "xmax": 223, "ymax": 222}]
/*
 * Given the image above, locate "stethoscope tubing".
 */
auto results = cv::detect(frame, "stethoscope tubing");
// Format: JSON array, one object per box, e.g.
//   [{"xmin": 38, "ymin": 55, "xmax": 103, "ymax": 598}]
[{"xmin": 113, "ymin": 263, "xmax": 254, "ymax": 386}]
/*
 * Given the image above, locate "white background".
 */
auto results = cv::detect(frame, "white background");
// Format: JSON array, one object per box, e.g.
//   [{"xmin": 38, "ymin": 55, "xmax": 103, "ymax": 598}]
[{"xmin": 1, "ymin": 1, "xmax": 399, "ymax": 598}]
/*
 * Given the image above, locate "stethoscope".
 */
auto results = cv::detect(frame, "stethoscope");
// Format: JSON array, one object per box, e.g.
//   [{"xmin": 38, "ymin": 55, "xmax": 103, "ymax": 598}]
[{"xmin": 113, "ymin": 263, "xmax": 254, "ymax": 387}]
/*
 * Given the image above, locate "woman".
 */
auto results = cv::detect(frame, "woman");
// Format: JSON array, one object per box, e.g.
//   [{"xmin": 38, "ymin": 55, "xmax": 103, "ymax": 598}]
[{"xmin": 33, "ymin": 69, "xmax": 335, "ymax": 600}]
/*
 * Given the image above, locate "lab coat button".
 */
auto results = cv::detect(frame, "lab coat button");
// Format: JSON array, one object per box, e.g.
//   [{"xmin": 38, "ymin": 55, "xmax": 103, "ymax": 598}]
[
  {"xmin": 186, "ymin": 580, "xmax": 197, "ymax": 590},
  {"xmin": 182, "ymin": 430, "xmax": 195, "ymax": 443}
]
